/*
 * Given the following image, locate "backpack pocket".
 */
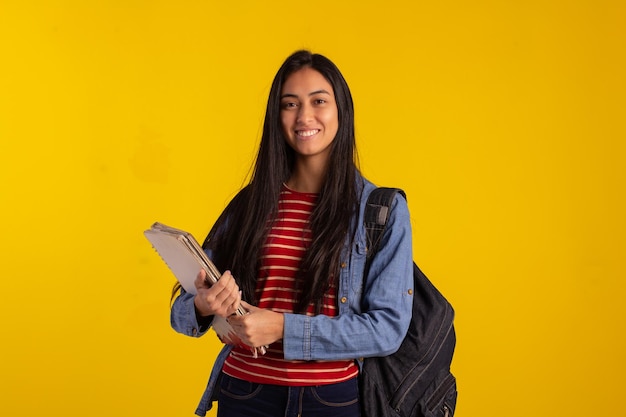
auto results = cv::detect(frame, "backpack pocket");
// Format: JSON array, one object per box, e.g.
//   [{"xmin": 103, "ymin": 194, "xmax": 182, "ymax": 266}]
[{"xmin": 421, "ymin": 370, "xmax": 457, "ymax": 417}]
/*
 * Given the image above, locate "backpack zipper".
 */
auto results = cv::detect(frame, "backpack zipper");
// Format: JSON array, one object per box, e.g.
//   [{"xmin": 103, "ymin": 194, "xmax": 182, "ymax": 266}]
[
  {"xmin": 425, "ymin": 372, "xmax": 456, "ymax": 414},
  {"xmin": 392, "ymin": 310, "xmax": 455, "ymax": 409}
]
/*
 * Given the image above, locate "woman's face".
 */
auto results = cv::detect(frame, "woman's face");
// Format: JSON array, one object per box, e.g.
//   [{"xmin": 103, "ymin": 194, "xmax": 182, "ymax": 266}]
[{"xmin": 280, "ymin": 67, "xmax": 339, "ymax": 166}]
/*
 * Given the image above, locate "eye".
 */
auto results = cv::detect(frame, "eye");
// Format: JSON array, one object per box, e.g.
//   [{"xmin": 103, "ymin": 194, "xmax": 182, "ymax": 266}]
[
  {"xmin": 281, "ymin": 101, "xmax": 298, "ymax": 110},
  {"xmin": 313, "ymin": 98, "xmax": 327, "ymax": 105}
]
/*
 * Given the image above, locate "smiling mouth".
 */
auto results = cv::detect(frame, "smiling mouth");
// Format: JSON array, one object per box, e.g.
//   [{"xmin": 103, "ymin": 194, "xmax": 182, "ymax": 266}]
[{"xmin": 296, "ymin": 129, "xmax": 320, "ymax": 137}]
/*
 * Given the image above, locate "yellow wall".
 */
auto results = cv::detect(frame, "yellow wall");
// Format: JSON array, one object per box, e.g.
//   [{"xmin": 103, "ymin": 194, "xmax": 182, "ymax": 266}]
[{"xmin": 1, "ymin": 1, "xmax": 624, "ymax": 416}]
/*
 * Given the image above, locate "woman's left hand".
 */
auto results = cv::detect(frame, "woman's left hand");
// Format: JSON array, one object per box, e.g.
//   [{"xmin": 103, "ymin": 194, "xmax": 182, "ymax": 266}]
[{"xmin": 228, "ymin": 301, "xmax": 284, "ymax": 348}]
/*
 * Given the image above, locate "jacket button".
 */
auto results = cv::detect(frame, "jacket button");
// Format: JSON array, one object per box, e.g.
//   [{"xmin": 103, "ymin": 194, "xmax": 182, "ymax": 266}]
[
  {"xmin": 340, "ymin": 296, "xmax": 347, "ymax": 303},
  {"xmin": 340, "ymin": 262, "xmax": 347, "ymax": 268},
  {"xmin": 408, "ymin": 289, "xmax": 413, "ymax": 295},
  {"xmin": 192, "ymin": 328, "xmax": 198, "ymax": 336}
]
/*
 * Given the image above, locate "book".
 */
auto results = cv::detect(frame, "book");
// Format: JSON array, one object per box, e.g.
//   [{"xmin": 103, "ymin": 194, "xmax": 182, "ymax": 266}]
[{"xmin": 144, "ymin": 222, "xmax": 266, "ymax": 357}]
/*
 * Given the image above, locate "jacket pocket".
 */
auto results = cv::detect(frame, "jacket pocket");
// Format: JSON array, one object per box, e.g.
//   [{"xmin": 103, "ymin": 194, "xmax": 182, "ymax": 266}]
[{"xmin": 422, "ymin": 371, "xmax": 457, "ymax": 417}]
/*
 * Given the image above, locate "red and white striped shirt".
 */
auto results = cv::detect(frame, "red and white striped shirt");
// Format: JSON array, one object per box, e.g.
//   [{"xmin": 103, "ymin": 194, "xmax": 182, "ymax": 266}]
[{"xmin": 222, "ymin": 186, "xmax": 358, "ymax": 385}]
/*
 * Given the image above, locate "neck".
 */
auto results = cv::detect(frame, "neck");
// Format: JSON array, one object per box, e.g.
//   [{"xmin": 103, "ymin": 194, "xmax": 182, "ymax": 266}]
[{"xmin": 286, "ymin": 159, "xmax": 327, "ymax": 193}]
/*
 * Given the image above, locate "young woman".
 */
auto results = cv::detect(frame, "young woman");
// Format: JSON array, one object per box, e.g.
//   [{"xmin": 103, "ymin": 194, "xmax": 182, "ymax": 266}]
[{"xmin": 170, "ymin": 50, "xmax": 414, "ymax": 417}]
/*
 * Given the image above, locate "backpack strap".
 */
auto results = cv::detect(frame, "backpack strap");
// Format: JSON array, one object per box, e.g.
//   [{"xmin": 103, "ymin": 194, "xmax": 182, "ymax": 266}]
[{"xmin": 364, "ymin": 187, "xmax": 407, "ymax": 260}]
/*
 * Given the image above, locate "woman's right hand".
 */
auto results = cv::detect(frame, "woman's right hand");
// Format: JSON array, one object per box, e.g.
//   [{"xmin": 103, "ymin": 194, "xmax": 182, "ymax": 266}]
[{"xmin": 193, "ymin": 269, "xmax": 241, "ymax": 318}]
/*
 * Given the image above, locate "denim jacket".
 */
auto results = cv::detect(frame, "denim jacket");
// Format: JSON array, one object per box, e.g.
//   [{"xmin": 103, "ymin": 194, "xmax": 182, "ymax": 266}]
[{"xmin": 170, "ymin": 177, "xmax": 414, "ymax": 416}]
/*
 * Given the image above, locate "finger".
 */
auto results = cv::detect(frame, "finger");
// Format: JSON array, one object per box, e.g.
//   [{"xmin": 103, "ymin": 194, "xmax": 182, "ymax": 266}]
[
  {"xmin": 239, "ymin": 300, "xmax": 255, "ymax": 312},
  {"xmin": 212, "ymin": 274, "xmax": 238, "ymax": 305},
  {"xmin": 205, "ymin": 272, "xmax": 239, "ymax": 315},
  {"xmin": 194, "ymin": 269, "xmax": 209, "ymax": 289},
  {"xmin": 223, "ymin": 292, "xmax": 241, "ymax": 316},
  {"xmin": 229, "ymin": 294, "xmax": 242, "ymax": 315},
  {"xmin": 211, "ymin": 270, "xmax": 235, "ymax": 292}
]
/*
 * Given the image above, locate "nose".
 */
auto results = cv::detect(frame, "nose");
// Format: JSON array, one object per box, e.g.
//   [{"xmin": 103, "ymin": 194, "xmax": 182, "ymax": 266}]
[{"xmin": 296, "ymin": 102, "xmax": 313, "ymax": 124}]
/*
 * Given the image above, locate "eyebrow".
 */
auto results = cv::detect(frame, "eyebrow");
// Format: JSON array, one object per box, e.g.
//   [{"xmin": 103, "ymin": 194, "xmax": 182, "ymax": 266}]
[{"xmin": 280, "ymin": 89, "xmax": 332, "ymax": 99}]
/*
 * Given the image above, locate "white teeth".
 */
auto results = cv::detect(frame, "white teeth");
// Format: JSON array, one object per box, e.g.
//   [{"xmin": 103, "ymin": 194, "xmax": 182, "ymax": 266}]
[{"xmin": 297, "ymin": 129, "xmax": 319, "ymax": 137}]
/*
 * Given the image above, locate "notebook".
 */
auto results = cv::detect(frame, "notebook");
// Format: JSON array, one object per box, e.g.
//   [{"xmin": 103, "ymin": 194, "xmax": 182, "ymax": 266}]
[{"xmin": 144, "ymin": 222, "xmax": 266, "ymax": 357}]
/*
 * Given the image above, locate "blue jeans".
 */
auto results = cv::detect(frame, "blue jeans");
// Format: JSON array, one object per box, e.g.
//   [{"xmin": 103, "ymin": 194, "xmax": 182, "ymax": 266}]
[{"xmin": 216, "ymin": 373, "xmax": 361, "ymax": 417}]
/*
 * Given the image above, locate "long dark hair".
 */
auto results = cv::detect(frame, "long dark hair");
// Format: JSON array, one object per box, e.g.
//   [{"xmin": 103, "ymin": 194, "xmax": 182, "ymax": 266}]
[{"xmin": 203, "ymin": 50, "xmax": 360, "ymax": 313}]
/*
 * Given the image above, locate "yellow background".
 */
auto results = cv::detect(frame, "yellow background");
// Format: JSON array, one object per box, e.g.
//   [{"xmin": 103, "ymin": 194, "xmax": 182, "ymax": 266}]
[{"xmin": 1, "ymin": 1, "xmax": 624, "ymax": 416}]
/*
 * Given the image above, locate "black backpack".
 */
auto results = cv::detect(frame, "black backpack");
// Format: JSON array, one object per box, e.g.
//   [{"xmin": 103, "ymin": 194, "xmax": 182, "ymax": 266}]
[{"xmin": 359, "ymin": 187, "xmax": 457, "ymax": 417}]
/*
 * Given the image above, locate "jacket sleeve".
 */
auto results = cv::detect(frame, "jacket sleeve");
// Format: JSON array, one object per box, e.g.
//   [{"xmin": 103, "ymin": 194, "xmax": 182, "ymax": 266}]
[
  {"xmin": 282, "ymin": 193, "xmax": 414, "ymax": 361},
  {"xmin": 170, "ymin": 288, "xmax": 214, "ymax": 337}
]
